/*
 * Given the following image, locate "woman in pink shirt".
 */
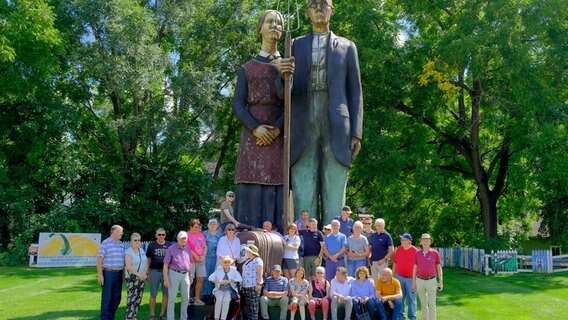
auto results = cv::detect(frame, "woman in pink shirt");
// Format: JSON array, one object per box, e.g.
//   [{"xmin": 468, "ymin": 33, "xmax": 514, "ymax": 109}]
[
  {"xmin": 412, "ymin": 233, "xmax": 443, "ymax": 320},
  {"xmin": 187, "ymin": 219, "xmax": 208, "ymax": 305}
]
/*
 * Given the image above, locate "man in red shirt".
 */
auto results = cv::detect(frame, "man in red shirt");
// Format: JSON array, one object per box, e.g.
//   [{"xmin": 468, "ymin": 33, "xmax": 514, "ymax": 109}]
[
  {"xmin": 412, "ymin": 233, "xmax": 443, "ymax": 320},
  {"xmin": 392, "ymin": 233, "xmax": 418, "ymax": 320}
]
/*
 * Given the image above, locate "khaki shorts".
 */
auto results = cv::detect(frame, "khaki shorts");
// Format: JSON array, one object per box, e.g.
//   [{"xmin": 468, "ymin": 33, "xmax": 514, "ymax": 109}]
[{"xmin": 190, "ymin": 261, "xmax": 206, "ymax": 278}]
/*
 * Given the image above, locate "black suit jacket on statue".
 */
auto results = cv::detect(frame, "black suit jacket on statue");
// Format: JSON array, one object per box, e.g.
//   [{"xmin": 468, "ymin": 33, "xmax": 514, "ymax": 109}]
[{"xmin": 290, "ymin": 32, "xmax": 363, "ymax": 167}]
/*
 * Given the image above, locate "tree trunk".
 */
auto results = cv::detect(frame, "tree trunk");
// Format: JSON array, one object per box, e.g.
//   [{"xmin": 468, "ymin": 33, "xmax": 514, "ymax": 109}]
[{"xmin": 477, "ymin": 187, "xmax": 498, "ymax": 239}]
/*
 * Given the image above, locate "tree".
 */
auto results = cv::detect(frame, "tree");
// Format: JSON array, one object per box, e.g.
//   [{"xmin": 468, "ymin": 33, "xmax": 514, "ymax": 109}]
[
  {"xmin": 340, "ymin": 0, "xmax": 567, "ymax": 243},
  {"xmin": 0, "ymin": 0, "xmax": 67, "ymax": 255}
]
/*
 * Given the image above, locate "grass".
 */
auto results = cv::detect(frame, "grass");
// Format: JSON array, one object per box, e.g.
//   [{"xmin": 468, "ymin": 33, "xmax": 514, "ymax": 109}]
[{"xmin": 0, "ymin": 267, "xmax": 567, "ymax": 319}]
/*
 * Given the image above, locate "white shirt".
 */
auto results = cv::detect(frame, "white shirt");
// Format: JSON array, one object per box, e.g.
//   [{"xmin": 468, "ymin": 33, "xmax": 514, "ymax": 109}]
[
  {"xmin": 216, "ymin": 236, "xmax": 241, "ymax": 261},
  {"xmin": 330, "ymin": 276, "xmax": 354, "ymax": 299},
  {"xmin": 283, "ymin": 235, "xmax": 301, "ymax": 259}
]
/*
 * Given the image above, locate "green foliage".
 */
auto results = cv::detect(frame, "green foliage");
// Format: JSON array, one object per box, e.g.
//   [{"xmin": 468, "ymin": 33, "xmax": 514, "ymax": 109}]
[{"xmin": 1, "ymin": 0, "xmax": 567, "ymax": 258}]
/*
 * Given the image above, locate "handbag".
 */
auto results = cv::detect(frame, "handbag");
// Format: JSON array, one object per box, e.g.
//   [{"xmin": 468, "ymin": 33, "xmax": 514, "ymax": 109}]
[
  {"xmin": 230, "ymin": 287, "xmax": 238, "ymax": 300},
  {"xmin": 128, "ymin": 249, "xmax": 142, "ymax": 281},
  {"xmin": 355, "ymin": 303, "xmax": 372, "ymax": 320}
]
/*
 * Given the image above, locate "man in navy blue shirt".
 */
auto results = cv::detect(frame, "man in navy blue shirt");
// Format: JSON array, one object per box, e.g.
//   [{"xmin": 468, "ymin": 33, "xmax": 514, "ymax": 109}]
[
  {"xmin": 335, "ymin": 206, "xmax": 354, "ymax": 237},
  {"xmin": 299, "ymin": 218, "xmax": 325, "ymax": 279},
  {"xmin": 368, "ymin": 218, "xmax": 394, "ymax": 281}
]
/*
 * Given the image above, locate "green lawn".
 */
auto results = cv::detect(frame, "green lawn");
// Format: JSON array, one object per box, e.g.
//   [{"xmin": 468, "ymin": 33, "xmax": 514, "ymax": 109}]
[{"xmin": 0, "ymin": 267, "xmax": 566, "ymax": 319}]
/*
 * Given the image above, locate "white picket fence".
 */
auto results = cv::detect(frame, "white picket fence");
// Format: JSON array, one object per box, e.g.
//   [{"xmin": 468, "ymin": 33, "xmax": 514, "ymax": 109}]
[{"xmin": 437, "ymin": 247, "xmax": 568, "ymax": 275}]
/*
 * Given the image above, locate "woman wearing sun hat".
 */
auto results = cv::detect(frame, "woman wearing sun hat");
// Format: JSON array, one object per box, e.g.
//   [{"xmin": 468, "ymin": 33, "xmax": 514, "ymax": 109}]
[
  {"xmin": 241, "ymin": 245, "xmax": 264, "ymax": 320},
  {"xmin": 412, "ymin": 233, "xmax": 443, "ymax": 320},
  {"xmin": 209, "ymin": 256, "xmax": 242, "ymax": 320}
]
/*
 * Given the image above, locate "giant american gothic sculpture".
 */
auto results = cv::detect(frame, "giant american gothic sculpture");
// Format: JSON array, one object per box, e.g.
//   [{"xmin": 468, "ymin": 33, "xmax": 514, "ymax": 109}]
[{"xmin": 233, "ymin": 0, "xmax": 363, "ymax": 230}]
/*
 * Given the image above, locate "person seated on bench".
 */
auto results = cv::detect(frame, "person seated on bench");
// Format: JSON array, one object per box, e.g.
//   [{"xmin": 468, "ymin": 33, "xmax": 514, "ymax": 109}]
[
  {"xmin": 330, "ymin": 267, "xmax": 354, "ymax": 320},
  {"xmin": 308, "ymin": 266, "xmax": 330, "ymax": 320},
  {"xmin": 209, "ymin": 256, "xmax": 242, "ymax": 320},
  {"xmin": 375, "ymin": 268, "xmax": 403, "ymax": 320},
  {"xmin": 260, "ymin": 264, "xmax": 289, "ymax": 320}
]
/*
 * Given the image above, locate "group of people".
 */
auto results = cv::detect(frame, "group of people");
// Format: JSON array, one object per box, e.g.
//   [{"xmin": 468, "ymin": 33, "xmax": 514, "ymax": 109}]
[{"xmin": 97, "ymin": 206, "xmax": 443, "ymax": 320}]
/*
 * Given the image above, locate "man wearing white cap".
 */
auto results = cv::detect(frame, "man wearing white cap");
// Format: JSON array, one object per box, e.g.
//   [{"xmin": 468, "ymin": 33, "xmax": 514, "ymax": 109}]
[
  {"xmin": 163, "ymin": 231, "xmax": 192, "ymax": 320},
  {"xmin": 412, "ymin": 233, "xmax": 443, "ymax": 320}
]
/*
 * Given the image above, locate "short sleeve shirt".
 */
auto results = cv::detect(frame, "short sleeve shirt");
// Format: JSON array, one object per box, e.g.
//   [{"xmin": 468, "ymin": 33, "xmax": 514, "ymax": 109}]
[
  {"xmin": 324, "ymin": 232, "xmax": 348, "ymax": 257},
  {"xmin": 300, "ymin": 229, "xmax": 324, "ymax": 257},
  {"xmin": 220, "ymin": 201, "xmax": 233, "ymax": 224},
  {"xmin": 375, "ymin": 277, "xmax": 401, "ymax": 296},
  {"xmin": 393, "ymin": 245, "xmax": 418, "ymax": 277},
  {"xmin": 242, "ymin": 256, "xmax": 263, "ymax": 288},
  {"xmin": 164, "ymin": 244, "xmax": 191, "ymax": 272},
  {"xmin": 414, "ymin": 248, "xmax": 441, "ymax": 278},
  {"xmin": 125, "ymin": 247, "xmax": 147, "ymax": 277},
  {"xmin": 146, "ymin": 241, "xmax": 172, "ymax": 270},
  {"xmin": 264, "ymin": 276, "xmax": 289, "ymax": 293},
  {"xmin": 289, "ymin": 278, "xmax": 309, "ymax": 295},
  {"xmin": 187, "ymin": 231, "xmax": 206, "ymax": 262},
  {"xmin": 347, "ymin": 235, "xmax": 368, "ymax": 260},
  {"xmin": 335, "ymin": 216, "xmax": 354, "ymax": 237},
  {"xmin": 98, "ymin": 237, "xmax": 125, "ymax": 270},
  {"xmin": 203, "ymin": 230, "xmax": 221, "ymax": 258},
  {"xmin": 369, "ymin": 231, "xmax": 393, "ymax": 261},
  {"xmin": 283, "ymin": 235, "xmax": 301, "ymax": 259}
]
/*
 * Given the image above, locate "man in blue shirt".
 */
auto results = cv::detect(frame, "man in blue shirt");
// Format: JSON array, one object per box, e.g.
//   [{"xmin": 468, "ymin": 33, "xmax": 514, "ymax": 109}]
[
  {"xmin": 260, "ymin": 265, "xmax": 289, "ymax": 320},
  {"xmin": 323, "ymin": 220, "xmax": 348, "ymax": 280},
  {"xmin": 335, "ymin": 206, "xmax": 354, "ymax": 237},
  {"xmin": 97, "ymin": 225, "xmax": 125, "ymax": 320},
  {"xmin": 368, "ymin": 218, "xmax": 394, "ymax": 281},
  {"xmin": 299, "ymin": 218, "xmax": 325, "ymax": 279}
]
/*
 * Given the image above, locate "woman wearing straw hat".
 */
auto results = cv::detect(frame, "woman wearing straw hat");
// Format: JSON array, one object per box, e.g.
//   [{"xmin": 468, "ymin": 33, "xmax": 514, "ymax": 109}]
[
  {"xmin": 412, "ymin": 233, "xmax": 443, "ymax": 320},
  {"xmin": 209, "ymin": 256, "xmax": 242, "ymax": 320},
  {"xmin": 241, "ymin": 245, "xmax": 264, "ymax": 320}
]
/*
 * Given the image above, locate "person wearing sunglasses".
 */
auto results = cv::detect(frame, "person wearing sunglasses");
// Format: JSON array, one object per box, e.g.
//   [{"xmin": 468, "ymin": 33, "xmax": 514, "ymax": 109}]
[
  {"xmin": 125, "ymin": 232, "xmax": 148, "ymax": 320},
  {"xmin": 216, "ymin": 224, "xmax": 241, "ymax": 267},
  {"xmin": 146, "ymin": 228, "xmax": 172, "ymax": 320},
  {"xmin": 220, "ymin": 191, "xmax": 240, "ymax": 232}
]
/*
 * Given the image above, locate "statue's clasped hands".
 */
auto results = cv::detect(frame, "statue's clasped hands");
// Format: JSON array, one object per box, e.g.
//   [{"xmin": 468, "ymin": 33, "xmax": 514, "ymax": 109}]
[{"xmin": 254, "ymin": 125, "xmax": 281, "ymax": 146}]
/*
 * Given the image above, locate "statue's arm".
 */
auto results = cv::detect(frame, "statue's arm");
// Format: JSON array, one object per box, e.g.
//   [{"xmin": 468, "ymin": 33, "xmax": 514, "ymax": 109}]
[
  {"xmin": 346, "ymin": 42, "xmax": 363, "ymax": 140},
  {"xmin": 232, "ymin": 67, "xmax": 260, "ymax": 132}
]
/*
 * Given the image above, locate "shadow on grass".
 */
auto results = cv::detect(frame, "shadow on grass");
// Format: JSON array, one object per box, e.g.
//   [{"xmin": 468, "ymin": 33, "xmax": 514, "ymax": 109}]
[
  {"xmin": 7, "ymin": 309, "xmax": 98, "ymax": 320},
  {"xmin": 437, "ymin": 268, "xmax": 568, "ymax": 306},
  {"xmin": 0, "ymin": 266, "xmax": 96, "ymax": 279}
]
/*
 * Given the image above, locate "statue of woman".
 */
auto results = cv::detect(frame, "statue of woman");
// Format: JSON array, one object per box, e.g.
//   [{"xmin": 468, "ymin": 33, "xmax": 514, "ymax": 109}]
[{"xmin": 232, "ymin": 10, "xmax": 285, "ymax": 232}]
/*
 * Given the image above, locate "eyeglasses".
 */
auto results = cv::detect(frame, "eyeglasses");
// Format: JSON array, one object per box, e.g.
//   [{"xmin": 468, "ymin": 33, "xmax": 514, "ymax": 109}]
[
  {"xmin": 316, "ymin": 272, "xmax": 324, "ymax": 274},
  {"xmin": 228, "ymin": 195, "xmax": 235, "ymax": 197},
  {"xmin": 363, "ymin": 223, "xmax": 371, "ymax": 225},
  {"xmin": 157, "ymin": 234, "xmax": 165, "ymax": 236},
  {"xmin": 227, "ymin": 229, "xmax": 235, "ymax": 231},
  {"xmin": 132, "ymin": 239, "xmax": 141, "ymax": 242}
]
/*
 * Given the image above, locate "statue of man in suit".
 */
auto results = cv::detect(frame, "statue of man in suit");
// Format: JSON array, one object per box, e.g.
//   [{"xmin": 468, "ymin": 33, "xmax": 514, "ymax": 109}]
[{"xmin": 280, "ymin": 0, "xmax": 363, "ymax": 223}]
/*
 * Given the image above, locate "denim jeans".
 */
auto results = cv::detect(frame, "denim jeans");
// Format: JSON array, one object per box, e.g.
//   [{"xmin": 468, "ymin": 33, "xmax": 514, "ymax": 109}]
[
  {"xmin": 352, "ymin": 297, "xmax": 380, "ymax": 318},
  {"xmin": 347, "ymin": 259, "xmax": 367, "ymax": 277},
  {"xmin": 377, "ymin": 299, "xmax": 403, "ymax": 320},
  {"xmin": 396, "ymin": 275, "xmax": 417, "ymax": 320},
  {"xmin": 100, "ymin": 270, "xmax": 123, "ymax": 320}
]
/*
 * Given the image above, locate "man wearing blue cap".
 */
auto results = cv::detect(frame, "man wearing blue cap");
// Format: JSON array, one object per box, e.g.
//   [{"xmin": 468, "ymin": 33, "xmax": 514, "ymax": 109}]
[{"xmin": 392, "ymin": 233, "xmax": 418, "ymax": 320}]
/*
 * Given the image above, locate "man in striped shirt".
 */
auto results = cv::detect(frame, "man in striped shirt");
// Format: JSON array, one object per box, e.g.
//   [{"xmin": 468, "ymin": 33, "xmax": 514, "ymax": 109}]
[
  {"xmin": 97, "ymin": 225, "xmax": 125, "ymax": 320},
  {"xmin": 260, "ymin": 264, "xmax": 289, "ymax": 320}
]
